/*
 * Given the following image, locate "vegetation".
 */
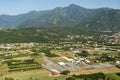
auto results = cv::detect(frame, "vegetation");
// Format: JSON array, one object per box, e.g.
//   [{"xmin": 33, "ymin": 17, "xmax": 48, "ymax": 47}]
[
  {"xmin": 106, "ymin": 73, "xmax": 120, "ymax": 80},
  {"xmin": 0, "ymin": 27, "xmax": 114, "ymax": 43},
  {"xmin": 4, "ymin": 77, "xmax": 14, "ymax": 80},
  {"xmin": 77, "ymin": 51, "xmax": 89, "ymax": 57},
  {"xmin": 0, "ymin": 4, "xmax": 120, "ymax": 32},
  {"xmin": 5, "ymin": 59, "xmax": 41, "ymax": 72},
  {"xmin": 0, "ymin": 69, "xmax": 66, "ymax": 80},
  {"xmin": 66, "ymin": 72, "xmax": 119, "ymax": 80},
  {"xmin": 60, "ymin": 70, "xmax": 70, "ymax": 75},
  {"xmin": 0, "ymin": 3, "xmax": 120, "ymax": 80}
]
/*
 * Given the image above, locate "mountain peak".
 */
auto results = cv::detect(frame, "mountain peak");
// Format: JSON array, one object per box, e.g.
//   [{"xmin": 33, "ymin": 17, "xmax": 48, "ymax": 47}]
[
  {"xmin": 69, "ymin": 4, "xmax": 79, "ymax": 7},
  {"xmin": 68, "ymin": 4, "xmax": 86, "ymax": 9}
]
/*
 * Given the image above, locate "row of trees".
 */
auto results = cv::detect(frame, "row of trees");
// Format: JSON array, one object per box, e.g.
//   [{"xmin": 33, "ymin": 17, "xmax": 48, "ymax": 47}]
[{"xmin": 66, "ymin": 72, "xmax": 114, "ymax": 80}]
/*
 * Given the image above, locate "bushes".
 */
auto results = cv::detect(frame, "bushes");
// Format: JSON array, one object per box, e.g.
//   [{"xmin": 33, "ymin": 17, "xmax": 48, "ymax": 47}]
[
  {"xmin": 61, "ymin": 70, "xmax": 70, "ymax": 75},
  {"xmin": 4, "ymin": 77, "xmax": 14, "ymax": 80},
  {"xmin": 66, "ymin": 72, "xmax": 106, "ymax": 80},
  {"xmin": 77, "ymin": 50, "xmax": 89, "ymax": 57},
  {"xmin": 40, "ymin": 48, "xmax": 59, "ymax": 57}
]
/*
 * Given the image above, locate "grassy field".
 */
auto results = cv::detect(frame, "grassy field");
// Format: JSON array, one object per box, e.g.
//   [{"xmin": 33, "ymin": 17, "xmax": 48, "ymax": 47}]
[
  {"xmin": 106, "ymin": 73, "xmax": 120, "ymax": 80},
  {"xmin": 0, "ymin": 64, "xmax": 8, "ymax": 75},
  {"xmin": 0, "ymin": 64, "xmax": 8, "ymax": 69},
  {"xmin": 51, "ymin": 58, "xmax": 68, "ymax": 63},
  {"xmin": 0, "ymin": 69, "xmax": 66, "ymax": 80},
  {"xmin": 13, "ymin": 56, "xmax": 33, "ymax": 60},
  {"xmin": 70, "ymin": 67, "xmax": 120, "ymax": 75},
  {"xmin": 88, "ymin": 48, "xmax": 117, "ymax": 55},
  {"xmin": 34, "ymin": 58, "xmax": 46, "ymax": 65},
  {"xmin": 51, "ymin": 50, "xmax": 75, "ymax": 58}
]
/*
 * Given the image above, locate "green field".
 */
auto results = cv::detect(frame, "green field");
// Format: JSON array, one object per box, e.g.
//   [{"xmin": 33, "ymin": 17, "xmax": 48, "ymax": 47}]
[
  {"xmin": 0, "ymin": 69, "xmax": 66, "ymax": 80},
  {"xmin": 106, "ymin": 73, "xmax": 120, "ymax": 80}
]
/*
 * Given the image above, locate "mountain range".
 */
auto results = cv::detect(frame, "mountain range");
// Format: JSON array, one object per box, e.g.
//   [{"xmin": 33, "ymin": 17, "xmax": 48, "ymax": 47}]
[{"xmin": 0, "ymin": 4, "xmax": 120, "ymax": 31}]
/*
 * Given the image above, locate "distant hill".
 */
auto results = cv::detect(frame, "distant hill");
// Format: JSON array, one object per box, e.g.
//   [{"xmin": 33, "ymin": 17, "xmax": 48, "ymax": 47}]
[
  {"xmin": 0, "ymin": 10, "xmax": 49, "ymax": 28},
  {"xmin": 0, "ymin": 4, "xmax": 120, "ymax": 31}
]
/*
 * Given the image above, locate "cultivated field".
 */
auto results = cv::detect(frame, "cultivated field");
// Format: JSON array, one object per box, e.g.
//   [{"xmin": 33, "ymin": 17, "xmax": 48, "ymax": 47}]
[
  {"xmin": 106, "ymin": 73, "xmax": 120, "ymax": 80},
  {"xmin": 70, "ymin": 67, "xmax": 120, "ymax": 75},
  {"xmin": 0, "ymin": 69, "xmax": 66, "ymax": 80},
  {"xmin": 51, "ymin": 50, "xmax": 75, "ymax": 58}
]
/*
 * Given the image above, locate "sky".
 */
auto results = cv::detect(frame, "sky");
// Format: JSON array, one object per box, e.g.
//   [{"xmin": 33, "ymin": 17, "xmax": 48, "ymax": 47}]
[{"xmin": 0, "ymin": 0, "xmax": 120, "ymax": 15}]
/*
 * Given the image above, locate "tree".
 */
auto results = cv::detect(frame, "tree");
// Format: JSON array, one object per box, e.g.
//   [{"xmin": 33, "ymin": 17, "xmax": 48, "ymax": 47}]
[
  {"xmin": 4, "ymin": 77, "xmax": 14, "ymax": 80},
  {"xmin": 61, "ymin": 70, "xmax": 70, "ymax": 75},
  {"xmin": 77, "ymin": 50, "xmax": 89, "ymax": 57}
]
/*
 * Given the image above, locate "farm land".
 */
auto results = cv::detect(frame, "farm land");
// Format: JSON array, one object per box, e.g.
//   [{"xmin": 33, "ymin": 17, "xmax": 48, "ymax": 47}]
[{"xmin": 0, "ymin": 42, "xmax": 120, "ymax": 80}]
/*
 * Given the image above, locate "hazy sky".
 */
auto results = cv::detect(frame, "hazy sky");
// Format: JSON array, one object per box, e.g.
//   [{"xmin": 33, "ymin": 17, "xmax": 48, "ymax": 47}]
[{"xmin": 0, "ymin": 0, "xmax": 120, "ymax": 15}]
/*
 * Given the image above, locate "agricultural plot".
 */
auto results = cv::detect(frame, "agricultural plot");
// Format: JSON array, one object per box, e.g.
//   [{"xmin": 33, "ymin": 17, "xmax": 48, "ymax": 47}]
[
  {"xmin": 0, "ymin": 64, "xmax": 8, "ymax": 75},
  {"xmin": 106, "ymin": 73, "xmax": 120, "ymax": 80},
  {"xmin": 50, "ymin": 57, "xmax": 68, "ymax": 63},
  {"xmin": 34, "ymin": 58, "xmax": 46, "ymax": 65},
  {"xmin": 70, "ymin": 67, "xmax": 120, "ymax": 75},
  {"xmin": 13, "ymin": 56, "xmax": 33, "ymax": 60},
  {"xmin": 0, "ymin": 69, "xmax": 66, "ymax": 80},
  {"xmin": 51, "ymin": 50, "xmax": 75, "ymax": 58},
  {"xmin": 5, "ymin": 59, "xmax": 41, "ymax": 72}
]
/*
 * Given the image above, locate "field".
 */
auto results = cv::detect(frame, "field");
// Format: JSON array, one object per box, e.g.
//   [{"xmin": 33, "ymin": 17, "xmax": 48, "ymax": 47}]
[
  {"xmin": 70, "ymin": 67, "xmax": 120, "ymax": 75},
  {"xmin": 13, "ymin": 56, "xmax": 33, "ymax": 60},
  {"xmin": 88, "ymin": 48, "xmax": 117, "ymax": 55},
  {"xmin": 0, "ymin": 64, "xmax": 8, "ymax": 75},
  {"xmin": 6, "ymin": 59, "xmax": 41, "ymax": 72},
  {"xmin": 106, "ymin": 73, "xmax": 120, "ymax": 80},
  {"xmin": 51, "ymin": 50, "xmax": 75, "ymax": 58},
  {"xmin": 0, "ymin": 69, "xmax": 66, "ymax": 80}
]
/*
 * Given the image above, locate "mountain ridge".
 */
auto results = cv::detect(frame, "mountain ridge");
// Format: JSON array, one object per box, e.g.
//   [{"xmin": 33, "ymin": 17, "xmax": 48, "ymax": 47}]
[
  {"xmin": 19, "ymin": 4, "xmax": 108, "ymax": 28},
  {"xmin": 0, "ymin": 4, "xmax": 120, "ymax": 31},
  {"xmin": 0, "ymin": 10, "xmax": 49, "ymax": 28}
]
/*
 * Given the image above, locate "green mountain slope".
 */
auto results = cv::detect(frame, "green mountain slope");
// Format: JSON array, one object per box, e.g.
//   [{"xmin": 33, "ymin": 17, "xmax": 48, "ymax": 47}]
[
  {"xmin": 76, "ymin": 9, "xmax": 120, "ymax": 31},
  {"xmin": 20, "ymin": 4, "xmax": 104, "ymax": 28}
]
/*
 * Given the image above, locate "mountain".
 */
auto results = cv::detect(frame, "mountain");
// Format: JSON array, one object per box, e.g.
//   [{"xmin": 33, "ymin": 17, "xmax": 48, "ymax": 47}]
[
  {"xmin": 76, "ymin": 9, "xmax": 120, "ymax": 31},
  {"xmin": 0, "ymin": 4, "xmax": 120, "ymax": 31},
  {"xmin": 20, "ymin": 4, "xmax": 105, "ymax": 28},
  {"xmin": 0, "ymin": 10, "xmax": 49, "ymax": 28}
]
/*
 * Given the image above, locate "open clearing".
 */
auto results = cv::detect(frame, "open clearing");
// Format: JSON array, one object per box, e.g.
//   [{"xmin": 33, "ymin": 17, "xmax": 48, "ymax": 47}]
[
  {"xmin": 51, "ymin": 50, "xmax": 75, "ymax": 58},
  {"xmin": 0, "ymin": 69, "xmax": 66, "ymax": 80}
]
